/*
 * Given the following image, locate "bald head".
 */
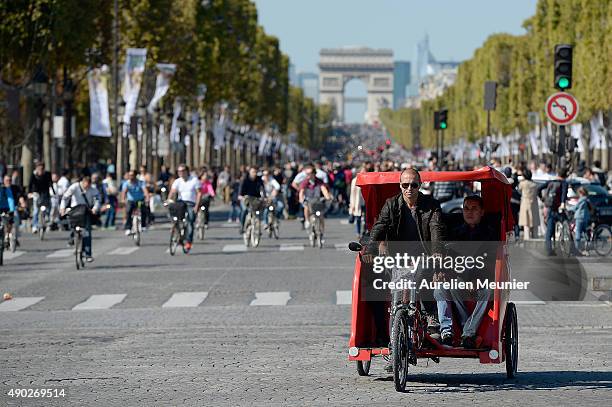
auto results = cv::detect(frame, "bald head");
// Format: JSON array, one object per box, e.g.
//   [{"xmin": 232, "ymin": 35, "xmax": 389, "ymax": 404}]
[{"xmin": 400, "ymin": 168, "xmax": 421, "ymax": 183}]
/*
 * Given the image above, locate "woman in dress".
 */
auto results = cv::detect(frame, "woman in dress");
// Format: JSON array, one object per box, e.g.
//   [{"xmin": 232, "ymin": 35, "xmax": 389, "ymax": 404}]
[{"xmin": 518, "ymin": 169, "xmax": 540, "ymax": 239}]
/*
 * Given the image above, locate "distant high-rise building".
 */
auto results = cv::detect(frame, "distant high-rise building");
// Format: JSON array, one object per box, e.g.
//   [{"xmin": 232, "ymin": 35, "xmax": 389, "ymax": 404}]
[
  {"xmin": 289, "ymin": 63, "xmax": 298, "ymax": 87},
  {"xmin": 393, "ymin": 61, "xmax": 411, "ymax": 109},
  {"xmin": 298, "ymin": 72, "xmax": 319, "ymax": 103},
  {"xmin": 408, "ymin": 34, "xmax": 460, "ymax": 100}
]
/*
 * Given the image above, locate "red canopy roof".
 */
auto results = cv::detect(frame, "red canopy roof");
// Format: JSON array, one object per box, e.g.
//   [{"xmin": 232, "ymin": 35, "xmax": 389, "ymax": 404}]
[{"xmin": 356, "ymin": 166, "xmax": 511, "ymax": 187}]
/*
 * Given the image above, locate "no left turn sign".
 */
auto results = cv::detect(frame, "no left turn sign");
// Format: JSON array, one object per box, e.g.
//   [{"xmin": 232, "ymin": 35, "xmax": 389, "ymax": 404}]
[{"xmin": 545, "ymin": 92, "xmax": 579, "ymax": 125}]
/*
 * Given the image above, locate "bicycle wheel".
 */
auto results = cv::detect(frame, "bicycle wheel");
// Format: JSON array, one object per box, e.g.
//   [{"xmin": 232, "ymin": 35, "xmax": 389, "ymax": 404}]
[
  {"xmin": 504, "ymin": 302, "xmax": 519, "ymax": 378},
  {"xmin": 133, "ymin": 216, "xmax": 141, "ymax": 246},
  {"xmin": 75, "ymin": 233, "xmax": 82, "ymax": 270},
  {"xmin": 593, "ymin": 225, "xmax": 612, "ymax": 257},
  {"xmin": 272, "ymin": 222, "xmax": 279, "ymax": 240},
  {"xmin": 169, "ymin": 224, "xmax": 179, "ymax": 256},
  {"xmin": 556, "ymin": 221, "xmax": 572, "ymax": 257},
  {"xmin": 244, "ymin": 217, "xmax": 252, "ymax": 247},
  {"xmin": 251, "ymin": 219, "xmax": 261, "ymax": 248},
  {"xmin": 197, "ymin": 212, "xmax": 205, "ymax": 240},
  {"xmin": 39, "ymin": 213, "xmax": 45, "ymax": 240},
  {"xmin": 9, "ymin": 231, "xmax": 16, "ymax": 253},
  {"xmin": 0, "ymin": 229, "xmax": 4, "ymax": 266},
  {"xmin": 392, "ymin": 308, "xmax": 410, "ymax": 392}
]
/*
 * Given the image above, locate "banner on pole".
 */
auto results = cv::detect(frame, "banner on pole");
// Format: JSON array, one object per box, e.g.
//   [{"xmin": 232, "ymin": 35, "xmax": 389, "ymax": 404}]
[
  {"xmin": 170, "ymin": 99, "xmax": 182, "ymax": 143},
  {"xmin": 147, "ymin": 63, "xmax": 176, "ymax": 114},
  {"xmin": 88, "ymin": 65, "xmax": 112, "ymax": 137},
  {"xmin": 122, "ymin": 48, "xmax": 147, "ymax": 137}
]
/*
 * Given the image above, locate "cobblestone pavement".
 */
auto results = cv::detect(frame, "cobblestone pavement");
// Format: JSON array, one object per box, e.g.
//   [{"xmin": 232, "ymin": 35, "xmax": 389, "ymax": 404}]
[{"xmin": 1, "ymin": 206, "xmax": 611, "ymax": 406}]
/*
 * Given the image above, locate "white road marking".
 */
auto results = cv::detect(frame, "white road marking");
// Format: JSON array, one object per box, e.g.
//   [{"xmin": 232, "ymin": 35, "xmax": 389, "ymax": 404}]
[
  {"xmin": 557, "ymin": 302, "xmax": 610, "ymax": 307},
  {"xmin": 72, "ymin": 294, "xmax": 127, "ymax": 310},
  {"xmin": 222, "ymin": 244, "xmax": 247, "ymax": 252},
  {"xmin": 340, "ymin": 219, "xmax": 350, "ymax": 225},
  {"xmin": 3, "ymin": 250, "xmax": 25, "ymax": 260},
  {"xmin": 335, "ymin": 243, "xmax": 350, "ymax": 251},
  {"xmin": 0, "ymin": 297, "xmax": 44, "ymax": 312},
  {"xmin": 250, "ymin": 291, "xmax": 291, "ymax": 306},
  {"xmin": 279, "ymin": 244, "xmax": 304, "ymax": 251},
  {"xmin": 46, "ymin": 249, "xmax": 74, "ymax": 258},
  {"xmin": 108, "ymin": 247, "xmax": 139, "ymax": 255},
  {"xmin": 336, "ymin": 290, "xmax": 352, "ymax": 305},
  {"xmin": 162, "ymin": 292, "xmax": 208, "ymax": 308},
  {"xmin": 514, "ymin": 300, "xmax": 546, "ymax": 305},
  {"xmin": 221, "ymin": 223, "xmax": 238, "ymax": 228}
]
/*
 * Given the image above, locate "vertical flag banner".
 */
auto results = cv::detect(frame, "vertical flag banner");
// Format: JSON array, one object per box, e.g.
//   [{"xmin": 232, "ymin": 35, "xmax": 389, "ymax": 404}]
[
  {"xmin": 170, "ymin": 99, "xmax": 182, "ymax": 143},
  {"xmin": 122, "ymin": 48, "xmax": 147, "ymax": 137},
  {"xmin": 88, "ymin": 65, "xmax": 112, "ymax": 137},
  {"xmin": 147, "ymin": 63, "xmax": 176, "ymax": 114},
  {"xmin": 529, "ymin": 130, "xmax": 539, "ymax": 155}
]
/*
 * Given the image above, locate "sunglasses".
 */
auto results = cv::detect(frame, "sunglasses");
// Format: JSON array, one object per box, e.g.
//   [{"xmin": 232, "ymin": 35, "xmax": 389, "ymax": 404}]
[{"xmin": 400, "ymin": 182, "xmax": 420, "ymax": 190}]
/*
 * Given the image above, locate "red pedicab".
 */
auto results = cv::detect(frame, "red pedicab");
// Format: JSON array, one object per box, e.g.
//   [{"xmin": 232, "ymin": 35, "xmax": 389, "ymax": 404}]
[{"xmin": 347, "ymin": 167, "xmax": 518, "ymax": 390}]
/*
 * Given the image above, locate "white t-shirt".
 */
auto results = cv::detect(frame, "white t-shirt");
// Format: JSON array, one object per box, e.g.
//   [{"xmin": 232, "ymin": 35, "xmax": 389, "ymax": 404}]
[
  {"xmin": 293, "ymin": 169, "xmax": 328, "ymax": 185},
  {"xmin": 171, "ymin": 176, "xmax": 200, "ymax": 203},
  {"xmin": 263, "ymin": 178, "xmax": 280, "ymax": 197}
]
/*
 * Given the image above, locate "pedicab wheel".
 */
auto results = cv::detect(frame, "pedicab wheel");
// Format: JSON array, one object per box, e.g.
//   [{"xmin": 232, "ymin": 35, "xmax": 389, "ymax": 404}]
[
  {"xmin": 504, "ymin": 302, "xmax": 518, "ymax": 379},
  {"xmin": 169, "ymin": 226, "xmax": 179, "ymax": 256},
  {"xmin": 392, "ymin": 308, "xmax": 410, "ymax": 392},
  {"xmin": 356, "ymin": 360, "xmax": 371, "ymax": 376}
]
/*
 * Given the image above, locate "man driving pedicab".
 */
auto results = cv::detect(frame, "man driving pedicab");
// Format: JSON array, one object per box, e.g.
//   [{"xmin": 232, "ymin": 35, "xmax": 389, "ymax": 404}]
[
  {"xmin": 434, "ymin": 195, "xmax": 497, "ymax": 349},
  {"xmin": 362, "ymin": 168, "xmax": 446, "ymax": 369}
]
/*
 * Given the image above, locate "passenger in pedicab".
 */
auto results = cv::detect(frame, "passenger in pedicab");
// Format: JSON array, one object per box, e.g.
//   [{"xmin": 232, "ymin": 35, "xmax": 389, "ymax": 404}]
[
  {"xmin": 362, "ymin": 168, "xmax": 446, "ymax": 348},
  {"xmin": 435, "ymin": 195, "xmax": 497, "ymax": 349}
]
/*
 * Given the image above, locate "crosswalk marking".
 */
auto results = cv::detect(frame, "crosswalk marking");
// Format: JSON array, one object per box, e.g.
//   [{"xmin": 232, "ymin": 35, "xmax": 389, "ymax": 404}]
[
  {"xmin": 335, "ymin": 243, "xmax": 350, "ymax": 251},
  {"xmin": 46, "ymin": 249, "xmax": 74, "ymax": 258},
  {"xmin": 279, "ymin": 244, "xmax": 304, "ymax": 251},
  {"xmin": 108, "ymin": 247, "xmax": 139, "ymax": 255},
  {"xmin": 72, "ymin": 294, "xmax": 126, "ymax": 310},
  {"xmin": 3, "ymin": 250, "xmax": 25, "ymax": 260},
  {"xmin": 0, "ymin": 297, "xmax": 44, "ymax": 312},
  {"xmin": 340, "ymin": 219, "xmax": 350, "ymax": 225},
  {"xmin": 221, "ymin": 223, "xmax": 238, "ymax": 228},
  {"xmin": 222, "ymin": 244, "xmax": 247, "ymax": 252},
  {"xmin": 514, "ymin": 300, "xmax": 546, "ymax": 305},
  {"xmin": 162, "ymin": 292, "xmax": 208, "ymax": 308},
  {"xmin": 250, "ymin": 291, "xmax": 291, "ymax": 306},
  {"xmin": 336, "ymin": 290, "xmax": 352, "ymax": 305}
]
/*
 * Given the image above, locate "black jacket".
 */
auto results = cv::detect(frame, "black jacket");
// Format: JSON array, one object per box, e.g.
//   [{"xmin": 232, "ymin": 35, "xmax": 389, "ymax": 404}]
[{"xmin": 369, "ymin": 192, "xmax": 446, "ymax": 254}]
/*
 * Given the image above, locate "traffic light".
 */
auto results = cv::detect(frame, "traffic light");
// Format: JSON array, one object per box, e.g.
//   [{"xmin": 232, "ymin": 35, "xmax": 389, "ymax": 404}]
[
  {"xmin": 554, "ymin": 44, "xmax": 572, "ymax": 90},
  {"xmin": 439, "ymin": 109, "xmax": 448, "ymax": 130},
  {"xmin": 434, "ymin": 111, "xmax": 440, "ymax": 130}
]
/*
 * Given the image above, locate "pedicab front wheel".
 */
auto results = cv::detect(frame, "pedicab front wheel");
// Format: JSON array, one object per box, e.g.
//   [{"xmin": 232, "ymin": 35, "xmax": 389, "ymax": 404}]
[
  {"xmin": 504, "ymin": 302, "xmax": 518, "ymax": 378},
  {"xmin": 392, "ymin": 308, "xmax": 411, "ymax": 392}
]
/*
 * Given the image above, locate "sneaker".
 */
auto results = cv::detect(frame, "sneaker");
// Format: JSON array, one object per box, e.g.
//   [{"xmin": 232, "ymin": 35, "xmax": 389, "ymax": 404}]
[
  {"xmin": 141, "ymin": 226, "xmax": 147, "ymax": 232},
  {"xmin": 227, "ymin": 219, "xmax": 232, "ymax": 223},
  {"xmin": 184, "ymin": 242, "xmax": 192, "ymax": 251},
  {"xmin": 32, "ymin": 227, "xmax": 38, "ymax": 234},
  {"xmin": 441, "ymin": 332, "xmax": 453, "ymax": 346},
  {"xmin": 85, "ymin": 256, "xmax": 94, "ymax": 263},
  {"xmin": 304, "ymin": 220, "xmax": 310, "ymax": 229},
  {"xmin": 205, "ymin": 224, "xmax": 209, "ymax": 230},
  {"xmin": 461, "ymin": 336, "xmax": 476, "ymax": 349},
  {"xmin": 124, "ymin": 230, "xmax": 131, "ymax": 236}
]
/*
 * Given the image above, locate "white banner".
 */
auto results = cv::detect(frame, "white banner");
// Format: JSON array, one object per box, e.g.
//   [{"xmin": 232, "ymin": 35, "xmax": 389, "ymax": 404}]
[
  {"xmin": 170, "ymin": 99, "xmax": 182, "ymax": 143},
  {"xmin": 88, "ymin": 66, "xmax": 112, "ymax": 137},
  {"xmin": 541, "ymin": 125, "xmax": 550, "ymax": 154},
  {"xmin": 213, "ymin": 115, "xmax": 225, "ymax": 150},
  {"xmin": 529, "ymin": 130, "xmax": 539, "ymax": 155},
  {"xmin": 122, "ymin": 48, "xmax": 147, "ymax": 137},
  {"xmin": 147, "ymin": 63, "xmax": 176, "ymax": 114},
  {"xmin": 157, "ymin": 122, "xmax": 169, "ymax": 156},
  {"xmin": 53, "ymin": 115, "xmax": 64, "ymax": 139},
  {"xmin": 570, "ymin": 123, "xmax": 584, "ymax": 153},
  {"xmin": 589, "ymin": 111, "xmax": 606, "ymax": 150}
]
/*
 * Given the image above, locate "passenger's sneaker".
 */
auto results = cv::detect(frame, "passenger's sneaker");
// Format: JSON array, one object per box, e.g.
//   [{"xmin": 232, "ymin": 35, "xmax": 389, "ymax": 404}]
[
  {"xmin": 85, "ymin": 256, "xmax": 94, "ymax": 263},
  {"xmin": 461, "ymin": 336, "xmax": 476, "ymax": 349},
  {"xmin": 441, "ymin": 332, "xmax": 453, "ymax": 346}
]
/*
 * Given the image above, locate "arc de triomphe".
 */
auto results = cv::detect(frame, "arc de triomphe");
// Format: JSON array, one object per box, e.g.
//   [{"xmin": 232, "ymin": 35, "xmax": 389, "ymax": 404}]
[{"xmin": 319, "ymin": 47, "xmax": 394, "ymax": 124}]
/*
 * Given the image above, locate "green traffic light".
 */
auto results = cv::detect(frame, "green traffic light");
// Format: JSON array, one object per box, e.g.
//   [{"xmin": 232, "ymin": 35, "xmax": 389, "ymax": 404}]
[
  {"xmin": 558, "ymin": 77, "xmax": 570, "ymax": 89},
  {"xmin": 440, "ymin": 122, "xmax": 447, "ymax": 129}
]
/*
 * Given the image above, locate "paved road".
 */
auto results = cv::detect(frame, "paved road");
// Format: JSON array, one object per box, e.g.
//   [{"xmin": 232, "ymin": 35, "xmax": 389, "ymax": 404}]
[{"xmin": 1, "ymin": 205, "xmax": 611, "ymax": 406}]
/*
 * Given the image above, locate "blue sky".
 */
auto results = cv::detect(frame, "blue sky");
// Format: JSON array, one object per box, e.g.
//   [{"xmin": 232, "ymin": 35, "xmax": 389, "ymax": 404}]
[{"xmin": 254, "ymin": 0, "xmax": 537, "ymax": 122}]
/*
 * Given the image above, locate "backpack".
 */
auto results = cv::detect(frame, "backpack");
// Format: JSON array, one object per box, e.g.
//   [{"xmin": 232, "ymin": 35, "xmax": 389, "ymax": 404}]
[{"xmin": 543, "ymin": 181, "xmax": 562, "ymax": 208}]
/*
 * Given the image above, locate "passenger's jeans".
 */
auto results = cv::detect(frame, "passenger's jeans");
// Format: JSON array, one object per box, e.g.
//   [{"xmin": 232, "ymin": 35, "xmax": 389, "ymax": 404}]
[
  {"xmin": 574, "ymin": 218, "xmax": 587, "ymax": 252},
  {"xmin": 545, "ymin": 210, "xmax": 558, "ymax": 255},
  {"xmin": 434, "ymin": 288, "xmax": 491, "ymax": 338},
  {"xmin": 185, "ymin": 202, "xmax": 195, "ymax": 243}
]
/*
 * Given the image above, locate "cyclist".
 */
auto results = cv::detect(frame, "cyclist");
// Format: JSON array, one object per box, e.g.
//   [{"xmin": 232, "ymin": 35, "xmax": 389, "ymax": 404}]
[
  {"xmin": 198, "ymin": 171, "xmax": 216, "ymax": 228},
  {"xmin": 238, "ymin": 167, "xmax": 266, "ymax": 234},
  {"xmin": 28, "ymin": 161, "xmax": 54, "ymax": 234},
  {"xmin": 262, "ymin": 169, "xmax": 283, "ymax": 223},
  {"xmin": 298, "ymin": 166, "xmax": 332, "ymax": 236},
  {"xmin": 168, "ymin": 164, "xmax": 201, "ymax": 252},
  {"xmin": 0, "ymin": 175, "xmax": 16, "ymax": 246},
  {"xmin": 121, "ymin": 170, "xmax": 149, "ymax": 236},
  {"xmin": 60, "ymin": 174, "xmax": 101, "ymax": 263}
]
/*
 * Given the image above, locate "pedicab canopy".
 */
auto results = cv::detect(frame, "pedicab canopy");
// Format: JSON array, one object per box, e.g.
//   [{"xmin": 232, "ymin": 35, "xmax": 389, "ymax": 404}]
[{"xmin": 356, "ymin": 166, "xmax": 514, "ymax": 237}]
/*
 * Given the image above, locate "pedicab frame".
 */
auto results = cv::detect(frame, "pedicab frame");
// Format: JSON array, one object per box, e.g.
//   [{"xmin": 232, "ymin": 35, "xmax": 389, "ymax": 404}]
[{"xmin": 348, "ymin": 167, "xmax": 519, "ymax": 378}]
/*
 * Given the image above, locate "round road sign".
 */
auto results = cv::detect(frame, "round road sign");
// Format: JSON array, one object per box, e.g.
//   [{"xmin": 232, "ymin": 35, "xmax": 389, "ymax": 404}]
[{"xmin": 545, "ymin": 92, "xmax": 579, "ymax": 125}]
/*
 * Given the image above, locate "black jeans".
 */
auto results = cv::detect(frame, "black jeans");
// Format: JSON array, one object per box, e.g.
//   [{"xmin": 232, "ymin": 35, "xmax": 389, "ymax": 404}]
[{"xmin": 124, "ymin": 200, "xmax": 147, "ymax": 230}]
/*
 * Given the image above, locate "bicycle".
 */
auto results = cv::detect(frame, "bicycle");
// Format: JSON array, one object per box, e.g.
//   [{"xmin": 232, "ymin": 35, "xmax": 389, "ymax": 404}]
[
  {"xmin": 166, "ymin": 200, "xmax": 189, "ymax": 255},
  {"xmin": 306, "ymin": 198, "xmax": 328, "ymax": 248},
  {"xmin": 195, "ymin": 198, "xmax": 210, "ymax": 241},
  {"xmin": 0, "ymin": 212, "xmax": 17, "ymax": 266},
  {"xmin": 266, "ymin": 200, "xmax": 280, "ymax": 240},
  {"xmin": 243, "ymin": 197, "xmax": 264, "ymax": 248},
  {"xmin": 573, "ymin": 217, "xmax": 612, "ymax": 257},
  {"xmin": 33, "ymin": 193, "xmax": 50, "ymax": 240},
  {"xmin": 128, "ymin": 201, "xmax": 143, "ymax": 246},
  {"xmin": 64, "ymin": 206, "xmax": 87, "ymax": 270}
]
